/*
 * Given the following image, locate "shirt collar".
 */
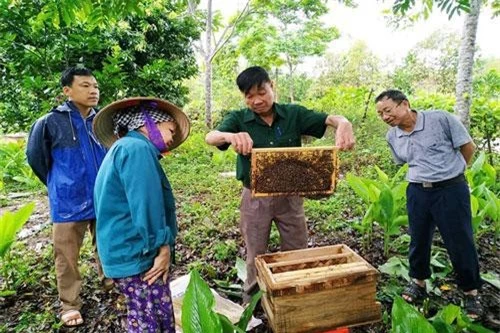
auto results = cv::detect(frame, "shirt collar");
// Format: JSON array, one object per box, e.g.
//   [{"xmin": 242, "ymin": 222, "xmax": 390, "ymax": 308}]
[
  {"xmin": 66, "ymin": 101, "xmax": 96, "ymax": 117},
  {"xmin": 395, "ymin": 110, "xmax": 423, "ymax": 137},
  {"xmin": 243, "ymin": 103, "xmax": 285, "ymax": 123}
]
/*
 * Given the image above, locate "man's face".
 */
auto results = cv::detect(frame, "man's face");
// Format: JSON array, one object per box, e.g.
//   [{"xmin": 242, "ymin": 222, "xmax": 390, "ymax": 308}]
[
  {"xmin": 243, "ymin": 82, "xmax": 274, "ymax": 115},
  {"xmin": 375, "ymin": 97, "xmax": 407, "ymax": 127},
  {"xmin": 63, "ymin": 75, "xmax": 99, "ymax": 108}
]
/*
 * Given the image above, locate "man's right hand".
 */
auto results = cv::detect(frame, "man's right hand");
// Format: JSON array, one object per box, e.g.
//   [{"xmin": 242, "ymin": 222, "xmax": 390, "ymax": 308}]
[{"xmin": 226, "ymin": 132, "xmax": 253, "ymax": 155}]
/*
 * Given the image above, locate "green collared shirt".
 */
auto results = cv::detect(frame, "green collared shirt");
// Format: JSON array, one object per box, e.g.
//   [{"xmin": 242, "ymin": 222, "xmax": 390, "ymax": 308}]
[{"xmin": 216, "ymin": 103, "xmax": 328, "ymax": 187}]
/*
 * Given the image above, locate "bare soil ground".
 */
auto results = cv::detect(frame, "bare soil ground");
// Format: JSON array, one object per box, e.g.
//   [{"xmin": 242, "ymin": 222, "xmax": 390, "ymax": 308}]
[{"xmin": 1, "ymin": 195, "xmax": 499, "ymax": 332}]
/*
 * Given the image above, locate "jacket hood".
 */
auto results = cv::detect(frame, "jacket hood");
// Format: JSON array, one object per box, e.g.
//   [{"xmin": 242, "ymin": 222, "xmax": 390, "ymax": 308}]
[{"xmin": 52, "ymin": 101, "xmax": 97, "ymax": 116}]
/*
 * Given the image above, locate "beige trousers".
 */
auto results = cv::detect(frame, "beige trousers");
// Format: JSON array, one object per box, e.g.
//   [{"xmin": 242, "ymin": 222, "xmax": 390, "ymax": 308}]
[
  {"xmin": 52, "ymin": 220, "xmax": 103, "ymax": 312},
  {"xmin": 239, "ymin": 188, "xmax": 308, "ymax": 302}
]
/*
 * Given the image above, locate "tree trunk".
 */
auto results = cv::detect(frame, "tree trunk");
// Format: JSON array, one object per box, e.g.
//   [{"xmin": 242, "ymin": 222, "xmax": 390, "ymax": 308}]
[
  {"xmin": 287, "ymin": 58, "xmax": 294, "ymax": 103},
  {"xmin": 204, "ymin": 0, "xmax": 213, "ymax": 128},
  {"xmin": 454, "ymin": 0, "xmax": 481, "ymax": 129}
]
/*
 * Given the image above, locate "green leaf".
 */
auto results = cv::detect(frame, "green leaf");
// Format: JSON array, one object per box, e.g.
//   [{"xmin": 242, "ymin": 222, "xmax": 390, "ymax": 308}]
[
  {"xmin": 432, "ymin": 304, "xmax": 461, "ymax": 324},
  {"xmin": 217, "ymin": 313, "xmax": 241, "ymax": 332},
  {"xmin": 391, "ymin": 182, "xmax": 408, "ymax": 201},
  {"xmin": 471, "ymin": 152, "xmax": 485, "ymax": 173},
  {"xmin": 431, "ymin": 317, "xmax": 454, "ymax": 333},
  {"xmin": 470, "ymin": 195, "xmax": 479, "ymax": 216},
  {"xmin": 0, "ymin": 290, "xmax": 16, "ymax": 297},
  {"xmin": 367, "ymin": 183, "xmax": 381, "ymax": 202},
  {"xmin": 375, "ymin": 165, "xmax": 389, "ymax": 183},
  {"xmin": 237, "ymin": 290, "xmax": 263, "ymax": 330},
  {"xmin": 0, "ymin": 202, "xmax": 35, "ymax": 258},
  {"xmin": 379, "ymin": 187, "xmax": 394, "ymax": 223},
  {"xmin": 181, "ymin": 270, "xmax": 222, "ymax": 333},
  {"xmin": 481, "ymin": 272, "xmax": 500, "ymax": 290},
  {"xmin": 391, "ymin": 296, "xmax": 437, "ymax": 333},
  {"xmin": 391, "ymin": 164, "xmax": 408, "ymax": 186},
  {"xmin": 346, "ymin": 173, "xmax": 371, "ymax": 203},
  {"xmin": 379, "ymin": 257, "xmax": 410, "ymax": 281}
]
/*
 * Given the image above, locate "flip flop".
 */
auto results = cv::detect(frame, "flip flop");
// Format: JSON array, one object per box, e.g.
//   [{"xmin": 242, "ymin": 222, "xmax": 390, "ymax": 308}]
[
  {"xmin": 61, "ymin": 309, "xmax": 84, "ymax": 327},
  {"xmin": 402, "ymin": 281, "xmax": 427, "ymax": 304},
  {"xmin": 464, "ymin": 294, "xmax": 483, "ymax": 321}
]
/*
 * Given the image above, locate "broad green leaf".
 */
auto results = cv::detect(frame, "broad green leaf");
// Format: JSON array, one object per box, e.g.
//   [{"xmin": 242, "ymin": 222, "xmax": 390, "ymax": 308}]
[
  {"xmin": 379, "ymin": 257, "xmax": 410, "ymax": 281},
  {"xmin": 346, "ymin": 173, "xmax": 371, "ymax": 203},
  {"xmin": 391, "ymin": 296, "xmax": 437, "ymax": 333},
  {"xmin": 432, "ymin": 304, "xmax": 460, "ymax": 324},
  {"xmin": 471, "ymin": 152, "xmax": 485, "ymax": 173},
  {"xmin": 0, "ymin": 202, "xmax": 35, "ymax": 258},
  {"xmin": 217, "ymin": 313, "xmax": 243, "ymax": 333},
  {"xmin": 431, "ymin": 317, "xmax": 454, "ymax": 333},
  {"xmin": 391, "ymin": 164, "xmax": 408, "ymax": 186},
  {"xmin": 181, "ymin": 270, "xmax": 222, "ymax": 333},
  {"xmin": 484, "ymin": 189, "xmax": 499, "ymax": 221},
  {"xmin": 393, "ymin": 215, "xmax": 408, "ymax": 227},
  {"xmin": 483, "ymin": 163, "xmax": 496, "ymax": 184},
  {"xmin": 237, "ymin": 290, "xmax": 263, "ymax": 330},
  {"xmin": 361, "ymin": 204, "xmax": 375, "ymax": 226},
  {"xmin": 375, "ymin": 165, "xmax": 389, "ymax": 184},
  {"xmin": 470, "ymin": 195, "xmax": 479, "ymax": 216},
  {"xmin": 367, "ymin": 183, "xmax": 381, "ymax": 202},
  {"xmin": 391, "ymin": 182, "xmax": 408, "ymax": 201},
  {"xmin": 481, "ymin": 272, "xmax": 500, "ymax": 289},
  {"xmin": 379, "ymin": 187, "xmax": 394, "ymax": 223}
]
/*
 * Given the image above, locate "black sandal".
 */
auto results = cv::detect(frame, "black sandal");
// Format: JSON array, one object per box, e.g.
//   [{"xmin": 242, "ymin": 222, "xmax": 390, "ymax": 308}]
[
  {"xmin": 402, "ymin": 281, "xmax": 427, "ymax": 304},
  {"xmin": 464, "ymin": 294, "xmax": 483, "ymax": 320}
]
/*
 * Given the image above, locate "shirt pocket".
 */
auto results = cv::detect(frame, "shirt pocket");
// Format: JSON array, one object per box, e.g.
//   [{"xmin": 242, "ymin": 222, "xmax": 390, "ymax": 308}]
[
  {"xmin": 426, "ymin": 138, "xmax": 449, "ymax": 155},
  {"xmin": 277, "ymin": 133, "xmax": 297, "ymax": 147}
]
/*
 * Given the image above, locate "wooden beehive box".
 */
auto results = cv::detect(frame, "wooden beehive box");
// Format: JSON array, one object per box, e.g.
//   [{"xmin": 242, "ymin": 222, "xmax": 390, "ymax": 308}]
[
  {"xmin": 255, "ymin": 244, "xmax": 381, "ymax": 333},
  {"xmin": 250, "ymin": 146, "xmax": 339, "ymax": 198}
]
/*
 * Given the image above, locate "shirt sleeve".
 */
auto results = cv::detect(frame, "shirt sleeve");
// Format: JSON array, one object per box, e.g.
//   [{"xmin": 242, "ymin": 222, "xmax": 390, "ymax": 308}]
[
  {"xmin": 443, "ymin": 112, "xmax": 472, "ymax": 149},
  {"xmin": 115, "ymin": 145, "xmax": 174, "ymax": 251},
  {"xmin": 386, "ymin": 131, "xmax": 405, "ymax": 165},
  {"xmin": 26, "ymin": 117, "xmax": 51, "ymax": 185},
  {"xmin": 296, "ymin": 105, "xmax": 328, "ymax": 138},
  {"xmin": 215, "ymin": 111, "xmax": 240, "ymax": 151}
]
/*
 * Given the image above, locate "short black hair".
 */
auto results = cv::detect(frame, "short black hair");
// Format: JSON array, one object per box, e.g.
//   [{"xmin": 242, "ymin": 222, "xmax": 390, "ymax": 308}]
[
  {"xmin": 60, "ymin": 66, "xmax": 94, "ymax": 87},
  {"xmin": 375, "ymin": 89, "xmax": 408, "ymax": 104},
  {"xmin": 236, "ymin": 66, "xmax": 271, "ymax": 95}
]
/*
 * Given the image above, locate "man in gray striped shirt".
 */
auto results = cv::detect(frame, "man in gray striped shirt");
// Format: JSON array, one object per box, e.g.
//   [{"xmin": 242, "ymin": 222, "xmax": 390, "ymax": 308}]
[{"xmin": 375, "ymin": 89, "xmax": 482, "ymax": 320}]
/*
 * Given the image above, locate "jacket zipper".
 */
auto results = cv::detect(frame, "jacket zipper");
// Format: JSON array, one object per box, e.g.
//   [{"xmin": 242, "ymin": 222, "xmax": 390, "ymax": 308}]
[{"xmin": 81, "ymin": 113, "xmax": 100, "ymax": 174}]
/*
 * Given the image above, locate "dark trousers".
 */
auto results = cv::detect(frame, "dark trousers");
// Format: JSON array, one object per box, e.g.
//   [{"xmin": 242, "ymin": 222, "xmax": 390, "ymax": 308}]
[{"xmin": 406, "ymin": 181, "xmax": 482, "ymax": 292}]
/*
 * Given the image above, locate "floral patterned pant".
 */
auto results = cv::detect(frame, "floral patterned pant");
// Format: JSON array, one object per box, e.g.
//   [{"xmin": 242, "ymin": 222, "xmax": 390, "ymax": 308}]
[{"xmin": 115, "ymin": 275, "xmax": 175, "ymax": 333}]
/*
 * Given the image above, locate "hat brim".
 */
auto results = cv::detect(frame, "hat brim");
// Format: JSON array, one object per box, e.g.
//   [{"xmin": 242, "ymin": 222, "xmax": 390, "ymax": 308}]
[{"xmin": 93, "ymin": 97, "xmax": 190, "ymax": 150}]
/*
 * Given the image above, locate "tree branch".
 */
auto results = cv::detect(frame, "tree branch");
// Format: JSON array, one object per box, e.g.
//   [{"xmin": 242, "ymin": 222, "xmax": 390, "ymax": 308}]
[{"xmin": 209, "ymin": 0, "xmax": 251, "ymax": 62}]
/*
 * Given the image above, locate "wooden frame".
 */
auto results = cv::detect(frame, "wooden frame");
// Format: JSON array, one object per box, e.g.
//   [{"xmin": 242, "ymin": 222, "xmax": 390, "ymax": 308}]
[{"xmin": 250, "ymin": 146, "xmax": 339, "ymax": 198}]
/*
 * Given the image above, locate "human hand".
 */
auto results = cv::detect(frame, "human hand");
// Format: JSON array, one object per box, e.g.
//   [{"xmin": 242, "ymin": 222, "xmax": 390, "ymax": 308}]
[
  {"xmin": 335, "ymin": 119, "xmax": 355, "ymax": 151},
  {"xmin": 143, "ymin": 245, "xmax": 170, "ymax": 285},
  {"xmin": 226, "ymin": 132, "xmax": 253, "ymax": 155}
]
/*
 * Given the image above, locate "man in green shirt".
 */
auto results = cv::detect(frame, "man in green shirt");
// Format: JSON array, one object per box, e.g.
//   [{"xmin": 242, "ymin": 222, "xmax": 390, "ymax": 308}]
[{"xmin": 205, "ymin": 66, "xmax": 355, "ymax": 302}]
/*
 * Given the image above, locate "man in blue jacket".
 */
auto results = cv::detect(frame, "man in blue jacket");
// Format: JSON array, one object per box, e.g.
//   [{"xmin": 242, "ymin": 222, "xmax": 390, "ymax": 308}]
[{"xmin": 26, "ymin": 66, "xmax": 107, "ymax": 327}]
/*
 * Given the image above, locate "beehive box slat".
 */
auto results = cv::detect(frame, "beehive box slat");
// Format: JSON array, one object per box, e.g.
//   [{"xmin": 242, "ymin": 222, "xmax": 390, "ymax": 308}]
[
  {"xmin": 272, "ymin": 262, "xmax": 368, "ymax": 284},
  {"xmin": 267, "ymin": 252, "xmax": 352, "ymax": 272},
  {"xmin": 256, "ymin": 245, "xmax": 381, "ymax": 333},
  {"xmin": 251, "ymin": 146, "xmax": 338, "ymax": 198}
]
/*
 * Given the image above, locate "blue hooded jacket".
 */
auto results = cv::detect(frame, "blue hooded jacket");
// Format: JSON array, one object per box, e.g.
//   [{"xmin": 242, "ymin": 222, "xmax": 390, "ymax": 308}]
[{"xmin": 26, "ymin": 101, "xmax": 107, "ymax": 222}]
